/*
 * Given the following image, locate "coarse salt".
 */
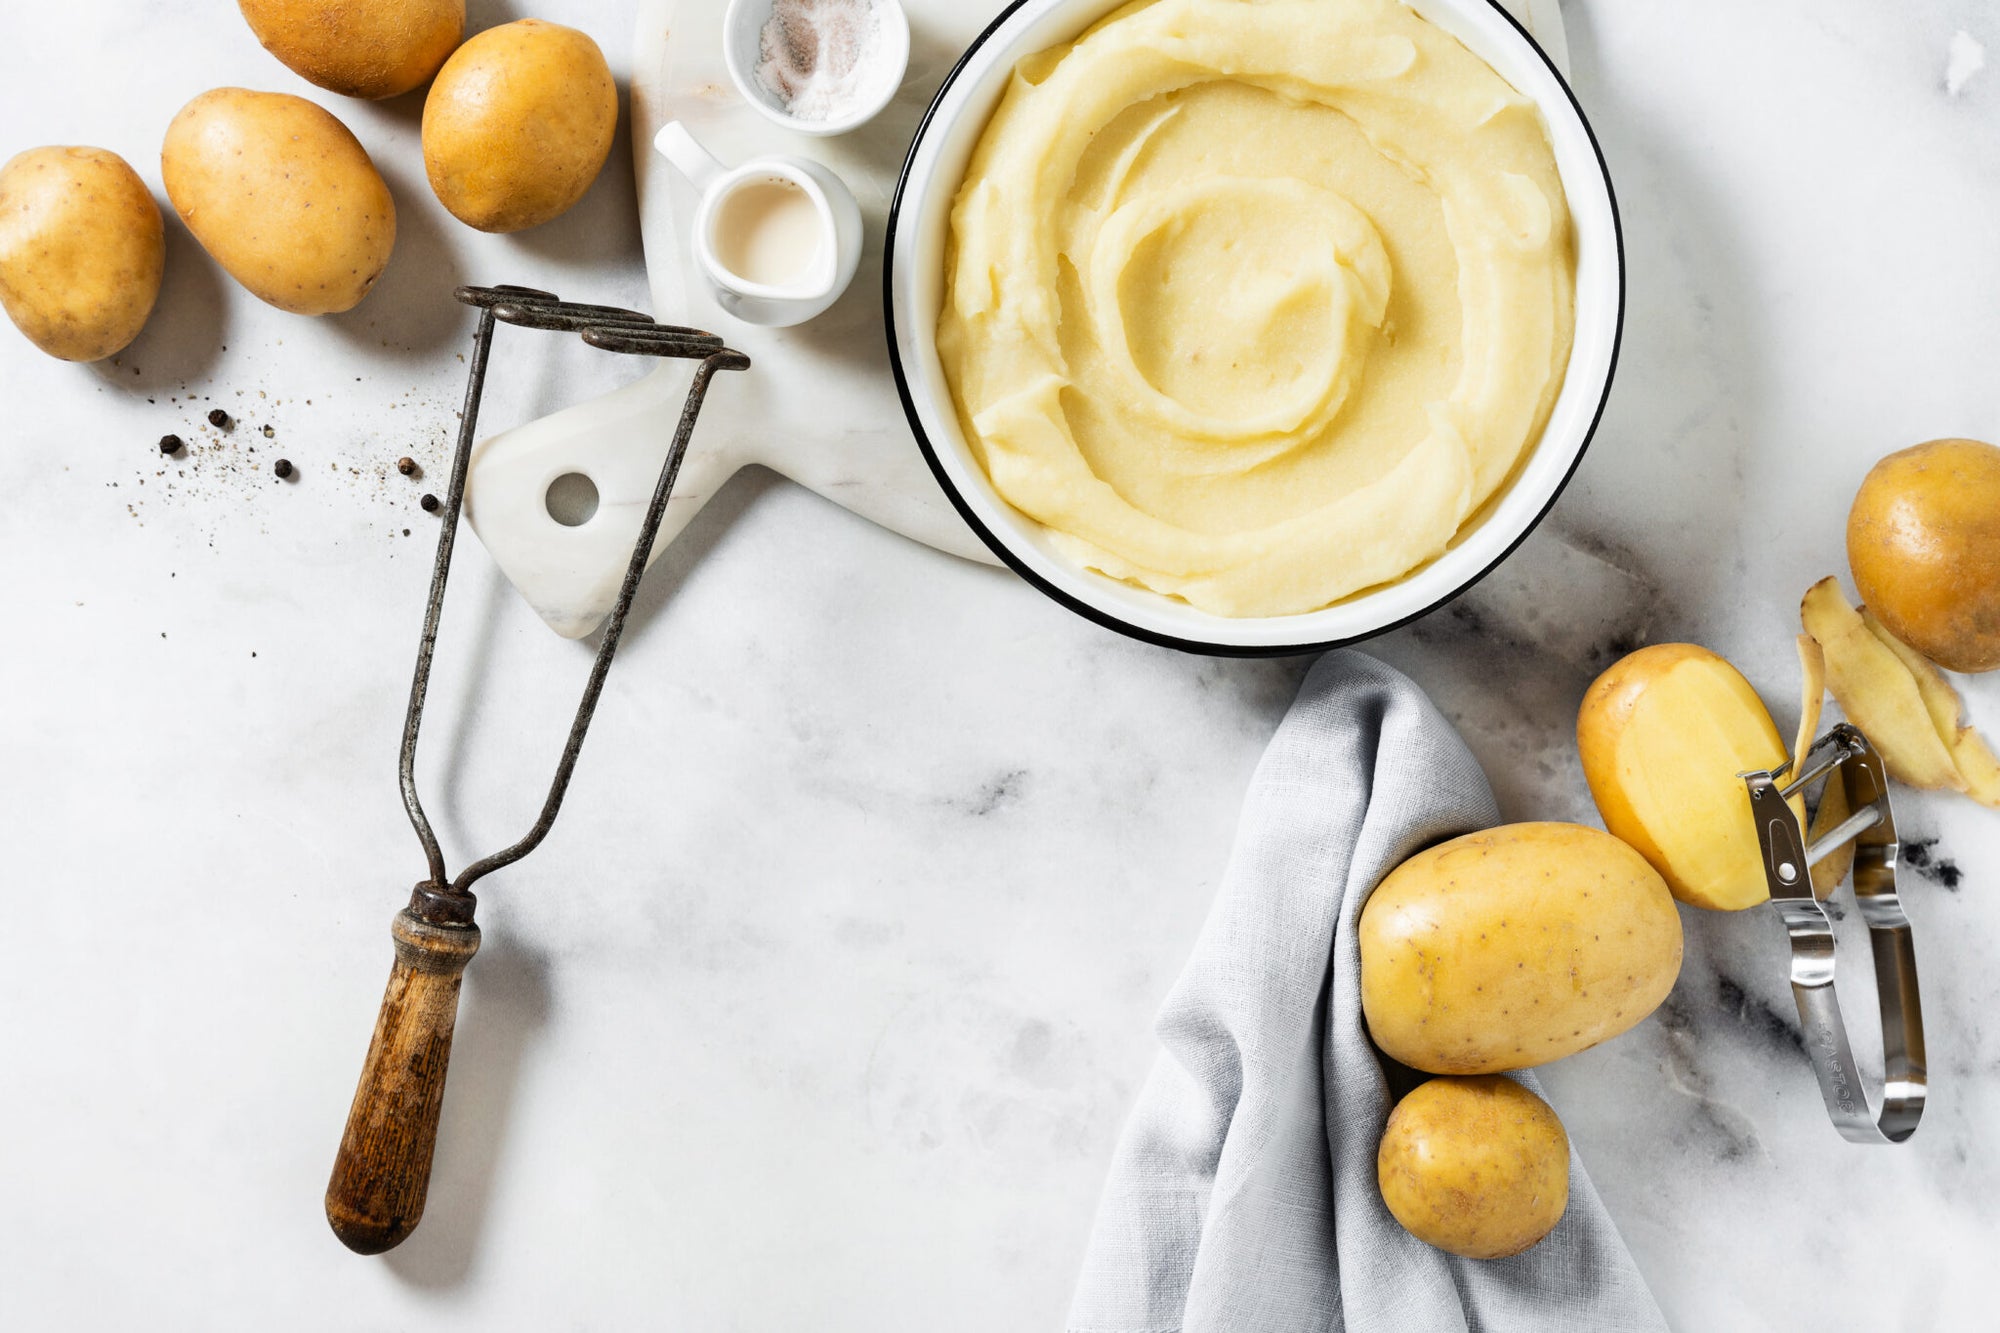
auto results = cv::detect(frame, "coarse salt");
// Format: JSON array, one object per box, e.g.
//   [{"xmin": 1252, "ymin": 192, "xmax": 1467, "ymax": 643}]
[{"xmin": 755, "ymin": 0, "xmax": 887, "ymax": 123}]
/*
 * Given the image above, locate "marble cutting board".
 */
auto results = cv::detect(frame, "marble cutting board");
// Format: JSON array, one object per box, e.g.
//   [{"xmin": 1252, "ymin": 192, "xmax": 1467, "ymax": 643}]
[{"xmin": 465, "ymin": 0, "xmax": 1572, "ymax": 639}]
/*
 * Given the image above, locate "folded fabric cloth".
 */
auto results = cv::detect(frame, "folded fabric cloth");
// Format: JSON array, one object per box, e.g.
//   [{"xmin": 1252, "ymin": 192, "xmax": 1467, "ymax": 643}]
[{"xmin": 1067, "ymin": 651, "xmax": 1667, "ymax": 1333}]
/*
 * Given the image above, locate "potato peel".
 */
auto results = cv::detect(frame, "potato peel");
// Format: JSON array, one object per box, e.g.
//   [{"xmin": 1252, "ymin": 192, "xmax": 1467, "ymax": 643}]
[
  {"xmin": 1789, "ymin": 634, "xmax": 1849, "ymax": 898},
  {"xmin": 1861, "ymin": 608, "xmax": 2000, "ymax": 809},
  {"xmin": 1792, "ymin": 634, "xmax": 1826, "ymax": 778},
  {"xmin": 1800, "ymin": 577, "xmax": 1965, "ymax": 792}
]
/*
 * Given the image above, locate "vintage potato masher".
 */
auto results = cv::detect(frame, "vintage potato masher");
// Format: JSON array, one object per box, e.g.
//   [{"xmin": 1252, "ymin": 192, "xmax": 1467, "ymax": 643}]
[
  {"xmin": 324, "ymin": 285, "xmax": 748, "ymax": 1254},
  {"xmin": 1742, "ymin": 724, "xmax": 1925, "ymax": 1144}
]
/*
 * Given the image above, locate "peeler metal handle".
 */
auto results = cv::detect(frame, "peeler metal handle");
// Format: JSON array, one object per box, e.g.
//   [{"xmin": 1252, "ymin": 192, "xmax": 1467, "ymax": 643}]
[
  {"xmin": 1744, "ymin": 724, "xmax": 1926, "ymax": 1144},
  {"xmin": 326, "ymin": 888, "xmax": 481, "ymax": 1253}
]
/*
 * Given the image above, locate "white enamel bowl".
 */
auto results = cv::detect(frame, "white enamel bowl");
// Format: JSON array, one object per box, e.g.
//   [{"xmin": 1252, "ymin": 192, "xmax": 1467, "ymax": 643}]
[{"xmin": 885, "ymin": 0, "xmax": 1624, "ymax": 657}]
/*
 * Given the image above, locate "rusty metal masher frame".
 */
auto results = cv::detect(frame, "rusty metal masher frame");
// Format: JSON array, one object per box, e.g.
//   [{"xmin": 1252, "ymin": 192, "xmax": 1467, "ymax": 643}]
[{"xmin": 324, "ymin": 285, "xmax": 750, "ymax": 1255}]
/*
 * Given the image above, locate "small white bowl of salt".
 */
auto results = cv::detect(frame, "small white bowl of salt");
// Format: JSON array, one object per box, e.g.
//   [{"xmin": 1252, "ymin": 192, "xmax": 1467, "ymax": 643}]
[{"xmin": 723, "ymin": 0, "xmax": 911, "ymax": 137}]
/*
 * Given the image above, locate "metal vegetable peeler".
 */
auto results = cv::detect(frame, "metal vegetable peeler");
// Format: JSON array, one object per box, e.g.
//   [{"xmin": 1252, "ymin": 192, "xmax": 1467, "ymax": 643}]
[
  {"xmin": 324, "ymin": 285, "xmax": 749, "ymax": 1254},
  {"xmin": 1742, "ymin": 725, "xmax": 1925, "ymax": 1144}
]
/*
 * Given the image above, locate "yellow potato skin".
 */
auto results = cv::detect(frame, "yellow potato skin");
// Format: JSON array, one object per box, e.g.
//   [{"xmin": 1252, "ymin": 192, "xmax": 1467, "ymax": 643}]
[
  {"xmin": 422, "ymin": 19, "xmax": 617, "ymax": 234},
  {"xmin": 162, "ymin": 89, "xmax": 396, "ymax": 316},
  {"xmin": 1378, "ymin": 1076, "xmax": 1569, "ymax": 1260},
  {"xmin": 0, "ymin": 147, "xmax": 164, "ymax": 362},
  {"xmin": 1861, "ymin": 607, "xmax": 2000, "ymax": 807},
  {"xmin": 1578, "ymin": 643, "xmax": 1789, "ymax": 911},
  {"xmin": 1360, "ymin": 823, "xmax": 1682, "ymax": 1075},
  {"xmin": 1848, "ymin": 439, "xmax": 2000, "ymax": 674},
  {"xmin": 238, "ymin": 0, "xmax": 464, "ymax": 100}
]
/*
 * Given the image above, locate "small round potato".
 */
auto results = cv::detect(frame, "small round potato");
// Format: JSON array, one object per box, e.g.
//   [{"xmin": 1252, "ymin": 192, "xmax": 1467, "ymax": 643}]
[
  {"xmin": 1378, "ymin": 1075, "xmax": 1569, "ymax": 1260},
  {"xmin": 162, "ymin": 89, "xmax": 396, "ymax": 316},
  {"xmin": 422, "ymin": 19, "xmax": 618, "ymax": 233},
  {"xmin": 1848, "ymin": 439, "xmax": 2000, "ymax": 674},
  {"xmin": 238, "ymin": 0, "xmax": 464, "ymax": 100},
  {"xmin": 0, "ymin": 147, "xmax": 165, "ymax": 362}
]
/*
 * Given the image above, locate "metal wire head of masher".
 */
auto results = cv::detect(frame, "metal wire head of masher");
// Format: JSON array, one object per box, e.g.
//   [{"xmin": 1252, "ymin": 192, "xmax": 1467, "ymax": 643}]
[
  {"xmin": 399, "ymin": 284, "xmax": 750, "ymax": 926},
  {"xmin": 1743, "ymin": 725, "xmax": 1925, "ymax": 1144}
]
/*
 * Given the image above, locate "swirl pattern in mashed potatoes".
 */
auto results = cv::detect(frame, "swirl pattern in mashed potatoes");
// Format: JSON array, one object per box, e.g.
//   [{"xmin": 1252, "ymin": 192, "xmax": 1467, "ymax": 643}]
[{"xmin": 937, "ymin": 0, "xmax": 1576, "ymax": 618}]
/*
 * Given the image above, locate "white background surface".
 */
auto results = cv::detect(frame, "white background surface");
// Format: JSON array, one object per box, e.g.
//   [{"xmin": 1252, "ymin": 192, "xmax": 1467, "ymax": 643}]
[{"xmin": 3, "ymin": 2, "xmax": 1999, "ymax": 1329}]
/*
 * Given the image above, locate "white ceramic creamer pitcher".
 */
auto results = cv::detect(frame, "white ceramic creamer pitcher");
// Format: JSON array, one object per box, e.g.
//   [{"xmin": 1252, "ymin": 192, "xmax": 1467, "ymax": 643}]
[{"xmin": 654, "ymin": 121, "xmax": 863, "ymax": 328}]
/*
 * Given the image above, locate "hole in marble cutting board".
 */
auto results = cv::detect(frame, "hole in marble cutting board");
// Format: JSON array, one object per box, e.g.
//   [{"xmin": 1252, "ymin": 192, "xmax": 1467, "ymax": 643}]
[{"xmin": 545, "ymin": 472, "xmax": 601, "ymax": 527}]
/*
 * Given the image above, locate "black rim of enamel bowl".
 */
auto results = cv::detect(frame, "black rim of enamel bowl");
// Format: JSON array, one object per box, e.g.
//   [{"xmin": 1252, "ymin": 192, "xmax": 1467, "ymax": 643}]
[{"xmin": 882, "ymin": 0, "xmax": 1627, "ymax": 660}]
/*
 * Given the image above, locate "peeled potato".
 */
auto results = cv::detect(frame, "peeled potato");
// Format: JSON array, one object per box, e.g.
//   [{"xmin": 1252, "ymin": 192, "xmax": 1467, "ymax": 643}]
[
  {"xmin": 238, "ymin": 0, "xmax": 463, "ymax": 100},
  {"xmin": 0, "ymin": 147, "xmax": 164, "ymax": 362},
  {"xmin": 162, "ymin": 89, "xmax": 396, "ymax": 315},
  {"xmin": 1360, "ymin": 823, "xmax": 1682, "ymax": 1075},
  {"xmin": 1578, "ymin": 644, "xmax": 1789, "ymax": 910},
  {"xmin": 1378, "ymin": 1076, "xmax": 1569, "ymax": 1260},
  {"xmin": 422, "ymin": 19, "xmax": 617, "ymax": 233},
  {"xmin": 1800, "ymin": 578, "xmax": 1964, "ymax": 792},
  {"xmin": 1848, "ymin": 439, "xmax": 2000, "ymax": 674}
]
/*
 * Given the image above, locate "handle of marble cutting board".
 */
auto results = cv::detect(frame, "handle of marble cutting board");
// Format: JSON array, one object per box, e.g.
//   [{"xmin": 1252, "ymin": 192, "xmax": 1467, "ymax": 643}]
[
  {"xmin": 464, "ymin": 364, "xmax": 750, "ymax": 638},
  {"xmin": 325, "ymin": 907, "xmax": 481, "ymax": 1254}
]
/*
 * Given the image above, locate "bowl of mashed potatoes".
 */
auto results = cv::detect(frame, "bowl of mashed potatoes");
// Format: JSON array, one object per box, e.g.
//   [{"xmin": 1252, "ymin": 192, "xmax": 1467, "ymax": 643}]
[{"xmin": 886, "ymin": 0, "xmax": 1622, "ymax": 655}]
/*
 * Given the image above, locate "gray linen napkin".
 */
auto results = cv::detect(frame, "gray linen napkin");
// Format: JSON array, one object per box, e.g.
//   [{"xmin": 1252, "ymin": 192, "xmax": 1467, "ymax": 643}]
[{"xmin": 1067, "ymin": 651, "xmax": 1667, "ymax": 1333}]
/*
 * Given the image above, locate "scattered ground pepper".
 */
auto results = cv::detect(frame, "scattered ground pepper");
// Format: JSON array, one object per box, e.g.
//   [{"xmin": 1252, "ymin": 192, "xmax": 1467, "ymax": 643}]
[
  {"xmin": 159, "ymin": 434, "xmax": 183, "ymax": 455},
  {"xmin": 208, "ymin": 409, "xmax": 231, "ymax": 429},
  {"xmin": 1904, "ymin": 839, "xmax": 1964, "ymax": 890},
  {"xmin": 274, "ymin": 459, "xmax": 294, "ymax": 479},
  {"xmin": 397, "ymin": 457, "xmax": 417, "ymax": 476},
  {"xmin": 261, "ymin": 425, "xmax": 275, "ymax": 439},
  {"xmin": 420, "ymin": 493, "xmax": 441, "ymax": 513}
]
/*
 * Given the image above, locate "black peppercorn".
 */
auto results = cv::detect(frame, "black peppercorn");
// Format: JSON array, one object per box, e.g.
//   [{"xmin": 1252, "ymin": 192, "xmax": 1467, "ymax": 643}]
[
  {"xmin": 396, "ymin": 457, "xmax": 417, "ymax": 476},
  {"xmin": 274, "ymin": 459, "xmax": 294, "ymax": 479},
  {"xmin": 208, "ymin": 409, "xmax": 230, "ymax": 429},
  {"xmin": 159, "ymin": 434, "xmax": 184, "ymax": 455},
  {"xmin": 420, "ymin": 493, "xmax": 440, "ymax": 513}
]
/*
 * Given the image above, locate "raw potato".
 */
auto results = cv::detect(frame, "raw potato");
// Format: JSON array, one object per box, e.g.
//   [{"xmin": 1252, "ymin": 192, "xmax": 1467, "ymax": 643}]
[
  {"xmin": 1578, "ymin": 644, "xmax": 1789, "ymax": 911},
  {"xmin": 1799, "ymin": 578, "xmax": 1964, "ymax": 792},
  {"xmin": 1848, "ymin": 439, "xmax": 2000, "ymax": 673},
  {"xmin": 238, "ymin": 0, "xmax": 464, "ymax": 100},
  {"xmin": 162, "ymin": 89, "xmax": 396, "ymax": 316},
  {"xmin": 0, "ymin": 147, "xmax": 164, "ymax": 362},
  {"xmin": 1359, "ymin": 823, "xmax": 1682, "ymax": 1075},
  {"xmin": 422, "ymin": 19, "xmax": 617, "ymax": 233},
  {"xmin": 1378, "ymin": 1076, "xmax": 1569, "ymax": 1260},
  {"xmin": 1860, "ymin": 609, "xmax": 2000, "ymax": 808}
]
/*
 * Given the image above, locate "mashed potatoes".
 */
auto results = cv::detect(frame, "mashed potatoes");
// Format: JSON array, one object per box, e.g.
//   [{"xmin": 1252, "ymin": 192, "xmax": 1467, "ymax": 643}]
[{"xmin": 937, "ymin": 0, "xmax": 1576, "ymax": 617}]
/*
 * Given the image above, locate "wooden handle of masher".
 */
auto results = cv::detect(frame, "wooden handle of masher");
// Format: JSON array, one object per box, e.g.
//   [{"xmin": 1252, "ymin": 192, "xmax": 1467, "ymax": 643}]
[{"xmin": 325, "ymin": 891, "xmax": 480, "ymax": 1254}]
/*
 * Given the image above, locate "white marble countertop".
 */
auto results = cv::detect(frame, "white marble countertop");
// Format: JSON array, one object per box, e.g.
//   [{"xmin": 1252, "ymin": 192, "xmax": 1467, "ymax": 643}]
[{"xmin": 4, "ymin": 1, "xmax": 1998, "ymax": 1328}]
